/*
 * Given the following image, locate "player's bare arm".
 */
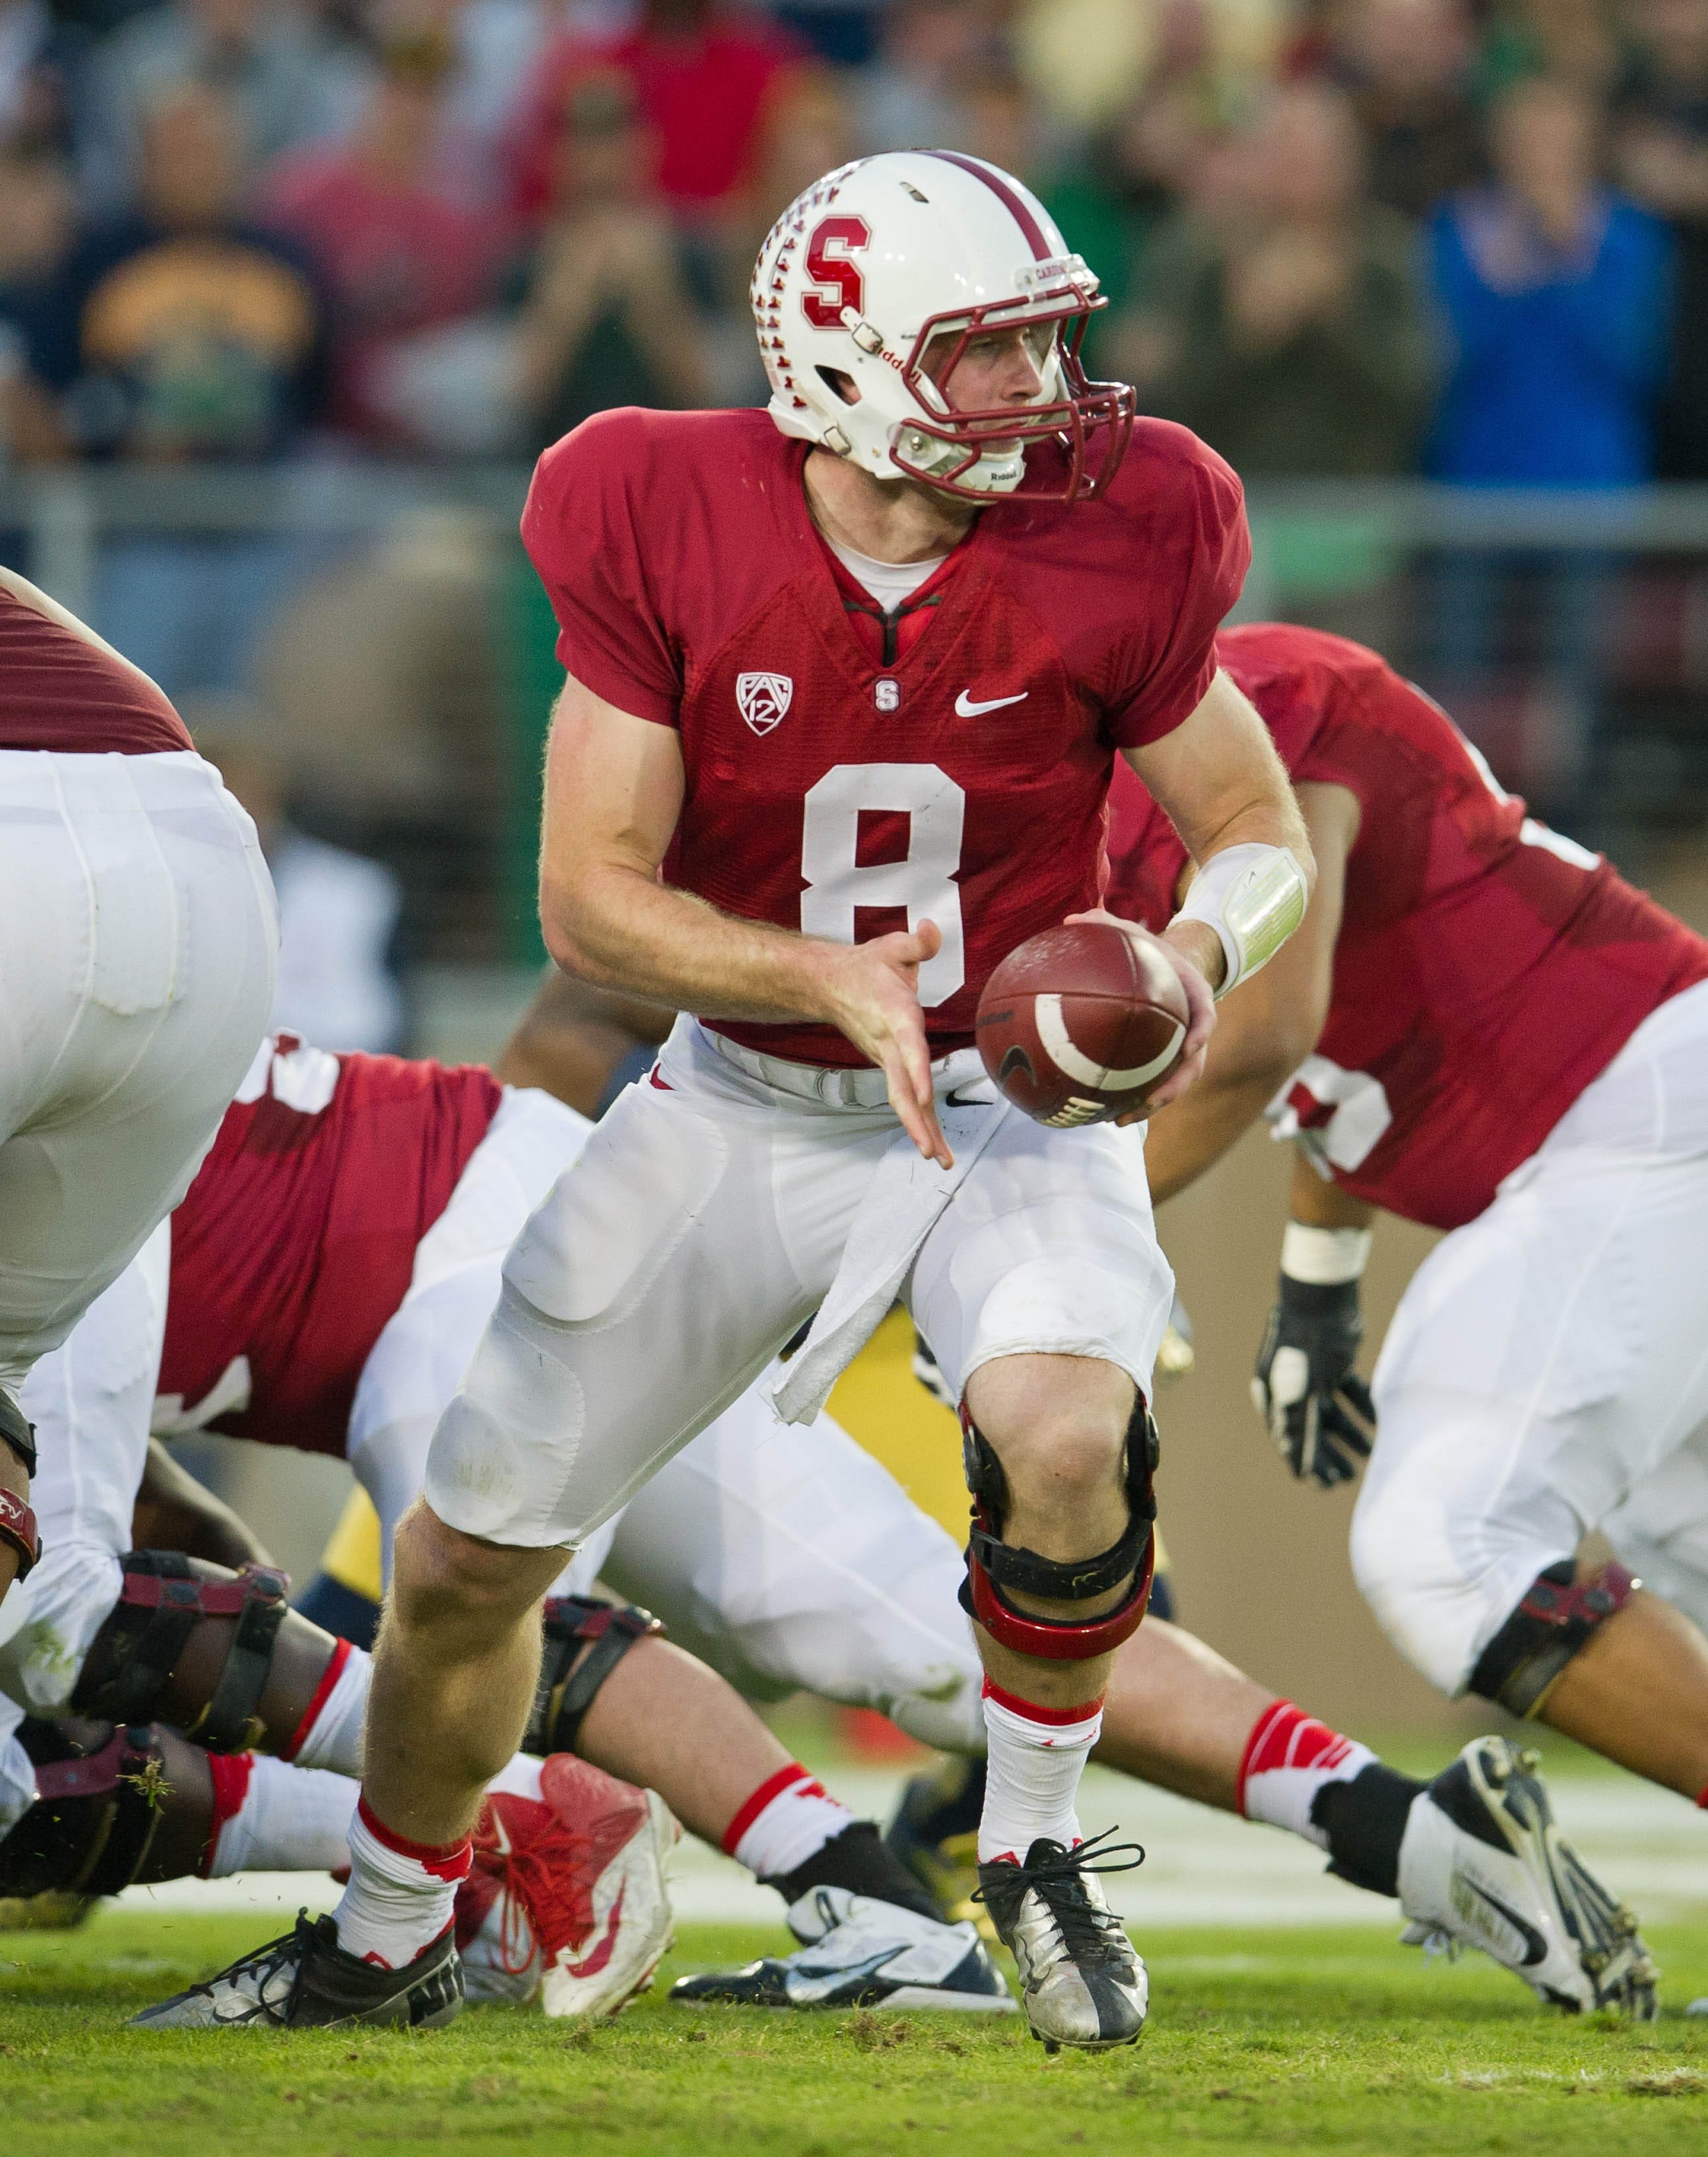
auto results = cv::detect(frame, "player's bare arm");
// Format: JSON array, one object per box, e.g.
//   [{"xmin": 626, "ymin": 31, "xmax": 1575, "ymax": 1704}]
[
  {"xmin": 539, "ymin": 681, "xmax": 952, "ymax": 1167},
  {"xmin": 1142, "ymin": 780, "xmax": 1356, "ymax": 1196},
  {"xmin": 1285, "ymin": 1148, "xmax": 1375, "ymax": 1231}
]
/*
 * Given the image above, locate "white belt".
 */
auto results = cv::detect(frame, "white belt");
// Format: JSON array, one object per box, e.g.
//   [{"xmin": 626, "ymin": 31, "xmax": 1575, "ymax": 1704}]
[{"xmin": 703, "ymin": 1027, "xmax": 984, "ymax": 1113}]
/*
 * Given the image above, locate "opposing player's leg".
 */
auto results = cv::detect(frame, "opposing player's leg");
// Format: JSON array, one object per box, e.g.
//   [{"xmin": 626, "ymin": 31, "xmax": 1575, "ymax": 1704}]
[
  {"xmin": 906, "ymin": 1114, "xmax": 1168, "ymax": 2050},
  {"xmin": 0, "ymin": 748, "xmax": 275, "ymax": 1610}
]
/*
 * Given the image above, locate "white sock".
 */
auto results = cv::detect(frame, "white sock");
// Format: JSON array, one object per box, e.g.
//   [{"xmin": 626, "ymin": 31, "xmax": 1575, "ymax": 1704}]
[
  {"xmin": 977, "ymin": 1680, "xmax": 1104, "ymax": 1864},
  {"xmin": 331, "ymin": 1794, "xmax": 471, "ymax": 1969},
  {"xmin": 285, "ymin": 1639, "xmax": 370, "ymax": 1778},
  {"xmin": 1237, "ymin": 1700, "xmax": 1377, "ymax": 1851},
  {"xmin": 203, "ymin": 1755, "xmax": 355, "ymax": 1878},
  {"xmin": 722, "ymin": 1763, "xmax": 856, "ymax": 1881}
]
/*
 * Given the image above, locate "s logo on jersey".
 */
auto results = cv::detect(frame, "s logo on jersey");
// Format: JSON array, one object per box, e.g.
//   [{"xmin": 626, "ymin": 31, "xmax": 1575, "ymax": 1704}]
[{"xmin": 737, "ymin": 672, "xmax": 794, "ymax": 736}]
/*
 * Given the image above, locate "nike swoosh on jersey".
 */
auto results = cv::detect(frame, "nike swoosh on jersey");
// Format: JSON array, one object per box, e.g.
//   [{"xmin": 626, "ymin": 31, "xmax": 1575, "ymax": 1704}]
[{"xmin": 955, "ymin": 689, "xmax": 1029, "ymax": 718}]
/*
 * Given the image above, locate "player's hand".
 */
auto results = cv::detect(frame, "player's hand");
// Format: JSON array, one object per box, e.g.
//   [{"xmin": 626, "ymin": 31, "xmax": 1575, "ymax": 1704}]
[
  {"xmin": 1250, "ymin": 1272, "xmax": 1376, "ymax": 1489},
  {"xmin": 819, "ymin": 922, "xmax": 953, "ymax": 1169},
  {"xmin": 1063, "ymin": 908, "xmax": 1217, "ymax": 1115}
]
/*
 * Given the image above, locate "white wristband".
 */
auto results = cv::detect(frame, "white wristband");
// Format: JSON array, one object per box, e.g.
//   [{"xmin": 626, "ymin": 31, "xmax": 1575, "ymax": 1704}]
[
  {"xmin": 1280, "ymin": 1221, "xmax": 1372, "ymax": 1286},
  {"xmin": 1171, "ymin": 842, "xmax": 1309, "ymax": 998}
]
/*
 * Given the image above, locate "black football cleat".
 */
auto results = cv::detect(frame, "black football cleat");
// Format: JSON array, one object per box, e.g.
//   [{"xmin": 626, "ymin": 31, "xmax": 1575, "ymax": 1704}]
[
  {"xmin": 131, "ymin": 1910, "xmax": 463, "ymax": 2030},
  {"xmin": 976, "ymin": 1829, "xmax": 1147, "ymax": 2052}
]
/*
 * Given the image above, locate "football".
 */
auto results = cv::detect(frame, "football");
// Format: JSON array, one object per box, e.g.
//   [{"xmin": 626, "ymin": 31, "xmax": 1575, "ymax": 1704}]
[{"xmin": 975, "ymin": 920, "xmax": 1190, "ymax": 1127}]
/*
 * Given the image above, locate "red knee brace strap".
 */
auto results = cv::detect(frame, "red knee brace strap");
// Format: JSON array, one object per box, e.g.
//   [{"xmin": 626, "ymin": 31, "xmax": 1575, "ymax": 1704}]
[
  {"xmin": 0, "ymin": 1488, "xmax": 39, "ymax": 1579},
  {"xmin": 962, "ymin": 1530, "xmax": 1155, "ymax": 1661}
]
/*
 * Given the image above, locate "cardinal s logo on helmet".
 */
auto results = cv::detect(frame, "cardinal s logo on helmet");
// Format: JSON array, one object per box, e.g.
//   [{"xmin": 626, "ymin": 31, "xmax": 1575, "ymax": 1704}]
[
  {"xmin": 750, "ymin": 150, "xmax": 1134, "ymax": 505},
  {"xmin": 736, "ymin": 673, "xmax": 794, "ymax": 735}
]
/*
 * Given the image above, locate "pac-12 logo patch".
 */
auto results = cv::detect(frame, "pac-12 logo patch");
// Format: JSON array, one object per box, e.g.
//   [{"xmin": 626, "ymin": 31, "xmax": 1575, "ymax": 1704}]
[{"xmin": 736, "ymin": 672, "xmax": 793, "ymax": 735}]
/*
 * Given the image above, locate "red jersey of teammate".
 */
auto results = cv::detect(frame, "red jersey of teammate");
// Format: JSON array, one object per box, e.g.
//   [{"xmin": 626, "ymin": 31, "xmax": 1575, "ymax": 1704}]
[
  {"xmin": 522, "ymin": 405, "xmax": 1247, "ymax": 1068},
  {"xmin": 1107, "ymin": 623, "xmax": 1708, "ymax": 1229},
  {"xmin": 155, "ymin": 1035, "xmax": 502, "ymax": 1456},
  {"xmin": 0, "ymin": 587, "xmax": 193, "ymax": 755}
]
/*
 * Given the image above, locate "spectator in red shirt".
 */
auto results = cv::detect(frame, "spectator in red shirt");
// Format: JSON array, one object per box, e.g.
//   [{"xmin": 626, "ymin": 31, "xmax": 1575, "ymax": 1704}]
[
  {"xmin": 510, "ymin": 0, "xmax": 808, "ymax": 245},
  {"xmin": 261, "ymin": 28, "xmax": 500, "ymax": 448}
]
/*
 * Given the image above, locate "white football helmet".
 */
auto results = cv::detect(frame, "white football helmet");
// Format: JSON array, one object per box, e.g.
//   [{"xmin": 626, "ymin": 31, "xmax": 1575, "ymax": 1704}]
[{"xmin": 752, "ymin": 149, "xmax": 1135, "ymax": 504}]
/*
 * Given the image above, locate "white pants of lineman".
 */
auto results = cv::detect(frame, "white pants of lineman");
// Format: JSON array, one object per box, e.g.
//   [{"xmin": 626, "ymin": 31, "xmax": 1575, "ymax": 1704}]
[
  {"xmin": 425, "ymin": 1015, "xmax": 1174, "ymax": 1549},
  {"xmin": 0, "ymin": 748, "xmax": 276, "ymax": 1392},
  {"xmin": 1352, "ymin": 979, "xmax": 1708, "ymax": 1695}
]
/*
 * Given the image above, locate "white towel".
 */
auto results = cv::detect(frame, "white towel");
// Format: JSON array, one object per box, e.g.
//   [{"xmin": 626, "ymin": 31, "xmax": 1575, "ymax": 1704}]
[{"xmin": 769, "ymin": 1087, "xmax": 1011, "ymax": 1424}]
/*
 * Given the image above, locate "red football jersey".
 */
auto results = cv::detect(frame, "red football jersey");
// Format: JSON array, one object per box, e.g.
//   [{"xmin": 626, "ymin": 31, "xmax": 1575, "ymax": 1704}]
[
  {"xmin": 522, "ymin": 405, "xmax": 1247, "ymax": 1066},
  {"xmin": 0, "ymin": 586, "xmax": 193, "ymax": 755},
  {"xmin": 155, "ymin": 1036, "xmax": 504, "ymax": 1456},
  {"xmin": 1107, "ymin": 623, "xmax": 1708, "ymax": 1230}
]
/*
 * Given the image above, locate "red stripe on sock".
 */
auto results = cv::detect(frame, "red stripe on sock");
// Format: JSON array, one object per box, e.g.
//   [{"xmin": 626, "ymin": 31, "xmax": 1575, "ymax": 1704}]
[
  {"xmin": 199, "ymin": 1750, "xmax": 254, "ymax": 1879},
  {"xmin": 981, "ymin": 1677, "xmax": 1105, "ymax": 1727},
  {"xmin": 1697, "ymin": 1783, "xmax": 1708, "ymax": 1810},
  {"xmin": 720, "ymin": 1763, "xmax": 818, "ymax": 1857},
  {"xmin": 355, "ymin": 1793, "xmax": 471, "ymax": 1881},
  {"xmin": 1236, "ymin": 1701, "xmax": 1354, "ymax": 1816},
  {"xmin": 282, "ymin": 1635, "xmax": 353, "ymax": 1762}
]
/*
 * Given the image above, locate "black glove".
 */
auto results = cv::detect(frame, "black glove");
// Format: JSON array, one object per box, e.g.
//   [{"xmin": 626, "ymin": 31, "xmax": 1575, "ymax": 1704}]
[{"xmin": 1251, "ymin": 1273, "xmax": 1376, "ymax": 1489}]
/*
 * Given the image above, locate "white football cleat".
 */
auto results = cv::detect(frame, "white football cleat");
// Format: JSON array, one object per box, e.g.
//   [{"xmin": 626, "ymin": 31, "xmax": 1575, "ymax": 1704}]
[
  {"xmin": 669, "ymin": 1886, "xmax": 1015, "ymax": 2012},
  {"xmin": 457, "ymin": 1754, "xmax": 678, "ymax": 2019},
  {"xmin": 976, "ymin": 1832, "xmax": 1147, "ymax": 2051},
  {"xmin": 1398, "ymin": 1736, "xmax": 1657, "ymax": 2018}
]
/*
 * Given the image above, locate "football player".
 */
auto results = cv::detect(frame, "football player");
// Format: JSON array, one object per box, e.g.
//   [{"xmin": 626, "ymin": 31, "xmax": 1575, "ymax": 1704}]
[
  {"xmin": 1105, "ymin": 622, "xmax": 1708, "ymax": 1835},
  {"xmin": 0, "ymin": 571, "xmax": 275, "ymax": 1616},
  {"xmin": 11, "ymin": 1012, "xmax": 1645, "ymax": 2021},
  {"xmin": 195, "ymin": 146, "xmax": 1315, "ymax": 2050}
]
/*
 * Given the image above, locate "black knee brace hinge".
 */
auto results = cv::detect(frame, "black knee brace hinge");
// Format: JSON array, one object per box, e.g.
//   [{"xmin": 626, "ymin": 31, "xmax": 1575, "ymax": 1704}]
[
  {"xmin": 524, "ymin": 1594, "xmax": 663, "ymax": 1758},
  {"xmin": 1468, "ymin": 1559, "xmax": 1638, "ymax": 1717},
  {"xmin": 957, "ymin": 1398, "xmax": 1159, "ymax": 1661},
  {"xmin": 72, "ymin": 1552, "xmax": 291, "ymax": 1753},
  {"xmin": 0, "ymin": 1718, "xmax": 169, "ymax": 1898}
]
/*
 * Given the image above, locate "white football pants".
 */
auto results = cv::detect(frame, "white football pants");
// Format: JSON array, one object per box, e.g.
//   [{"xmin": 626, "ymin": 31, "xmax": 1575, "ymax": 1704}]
[
  {"xmin": 1352, "ymin": 979, "xmax": 1708, "ymax": 1694},
  {"xmin": 425, "ymin": 1016, "xmax": 1173, "ymax": 1548},
  {"xmin": 0, "ymin": 749, "xmax": 276, "ymax": 1394}
]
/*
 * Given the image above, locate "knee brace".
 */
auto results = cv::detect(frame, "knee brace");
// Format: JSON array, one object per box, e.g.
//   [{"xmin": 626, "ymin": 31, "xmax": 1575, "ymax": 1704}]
[
  {"xmin": 0, "ymin": 1718, "xmax": 169, "ymax": 1898},
  {"xmin": 71, "ymin": 1551, "xmax": 291, "ymax": 1753},
  {"xmin": 1468, "ymin": 1559, "xmax": 1638, "ymax": 1717},
  {"xmin": 957, "ymin": 1398, "xmax": 1158, "ymax": 1661},
  {"xmin": 523, "ymin": 1594, "xmax": 663, "ymax": 1757}
]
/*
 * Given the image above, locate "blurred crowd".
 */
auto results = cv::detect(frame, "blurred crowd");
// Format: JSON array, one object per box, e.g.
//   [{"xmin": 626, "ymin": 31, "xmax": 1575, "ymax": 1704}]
[
  {"xmin": 2, "ymin": 0, "xmax": 1706, "ymax": 1011},
  {"xmin": 0, "ymin": 0, "xmax": 1703, "ymax": 488}
]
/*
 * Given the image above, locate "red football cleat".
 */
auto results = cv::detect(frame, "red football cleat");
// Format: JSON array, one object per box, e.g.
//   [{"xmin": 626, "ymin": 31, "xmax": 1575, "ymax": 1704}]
[{"xmin": 457, "ymin": 1755, "xmax": 678, "ymax": 2018}]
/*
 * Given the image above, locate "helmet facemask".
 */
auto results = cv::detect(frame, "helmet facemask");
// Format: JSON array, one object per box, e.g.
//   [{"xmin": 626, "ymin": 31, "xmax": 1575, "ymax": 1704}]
[{"xmin": 889, "ymin": 287, "xmax": 1136, "ymax": 504}]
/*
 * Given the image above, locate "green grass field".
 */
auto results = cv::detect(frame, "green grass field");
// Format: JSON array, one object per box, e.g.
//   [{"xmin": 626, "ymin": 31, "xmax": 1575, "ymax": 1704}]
[{"xmin": 7, "ymin": 1910, "xmax": 1708, "ymax": 2156}]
